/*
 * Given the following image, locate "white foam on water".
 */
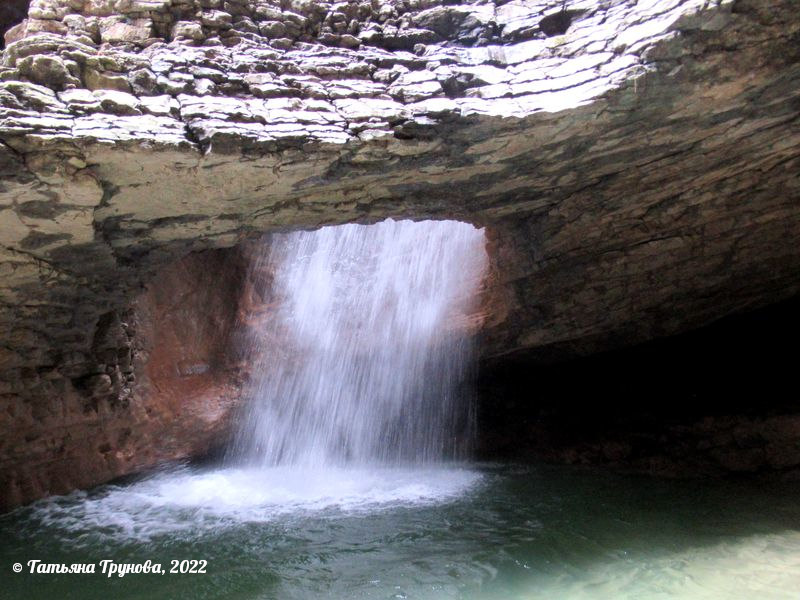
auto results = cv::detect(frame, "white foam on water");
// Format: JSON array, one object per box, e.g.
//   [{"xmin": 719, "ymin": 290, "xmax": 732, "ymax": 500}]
[{"xmin": 29, "ymin": 465, "xmax": 483, "ymax": 541}]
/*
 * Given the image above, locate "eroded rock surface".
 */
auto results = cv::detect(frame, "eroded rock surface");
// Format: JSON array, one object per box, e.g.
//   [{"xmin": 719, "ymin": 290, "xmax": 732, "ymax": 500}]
[
  {"xmin": 0, "ymin": 249, "xmax": 244, "ymax": 509},
  {"xmin": 1, "ymin": 0, "xmax": 799, "ymax": 508}
]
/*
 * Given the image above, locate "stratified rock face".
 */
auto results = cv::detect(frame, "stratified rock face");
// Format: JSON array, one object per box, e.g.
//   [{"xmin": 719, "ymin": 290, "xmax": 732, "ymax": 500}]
[{"xmin": 0, "ymin": 0, "xmax": 799, "ymax": 508}]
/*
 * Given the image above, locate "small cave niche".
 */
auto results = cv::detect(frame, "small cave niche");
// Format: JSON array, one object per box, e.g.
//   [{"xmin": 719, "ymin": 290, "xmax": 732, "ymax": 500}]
[
  {"xmin": 133, "ymin": 244, "xmax": 251, "ymax": 409},
  {"xmin": 0, "ymin": 0, "xmax": 30, "ymax": 48},
  {"xmin": 539, "ymin": 8, "xmax": 585, "ymax": 38}
]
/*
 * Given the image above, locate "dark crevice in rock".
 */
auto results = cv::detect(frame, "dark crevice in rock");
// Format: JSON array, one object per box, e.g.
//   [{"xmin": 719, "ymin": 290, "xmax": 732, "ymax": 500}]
[
  {"xmin": 0, "ymin": 0, "xmax": 28, "ymax": 49},
  {"xmin": 19, "ymin": 230, "xmax": 72, "ymax": 250},
  {"xmin": 539, "ymin": 9, "xmax": 584, "ymax": 37}
]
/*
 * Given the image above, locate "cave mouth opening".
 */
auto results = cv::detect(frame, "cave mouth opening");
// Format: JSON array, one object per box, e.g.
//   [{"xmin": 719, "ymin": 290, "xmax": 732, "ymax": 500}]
[
  {"xmin": 5, "ymin": 223, "xmax": 800, "ymax": 599},
  {"xmin": 135, "ymin": 218, "xmax": 800, "ymax": 481},
  {"xmin": 136, "ymin": 217, "xmax": 492, "ymax": 476},
  {"xmin": 111, "ymin": 217, "xmax": 493, "ymax": 521}
]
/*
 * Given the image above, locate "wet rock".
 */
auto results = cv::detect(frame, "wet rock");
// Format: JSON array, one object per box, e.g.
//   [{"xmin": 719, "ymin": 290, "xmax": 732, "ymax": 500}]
[
  {"xmin": 270, "ymin": 37, "xmax": 293, "ymax": 49},
  {"xmin": 258, "ymin": 20, "xmax": 285, "ymax": 39},
  {"xmin": 201, "ymin": 10, "xmax": 232, "ymax": 29},
  {"xmin": 84, "ymin": 373, "xmax": 112, "ymax": 396}
]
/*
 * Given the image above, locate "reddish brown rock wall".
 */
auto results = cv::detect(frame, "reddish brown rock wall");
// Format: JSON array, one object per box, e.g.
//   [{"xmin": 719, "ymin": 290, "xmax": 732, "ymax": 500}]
[{"xmin": 0, "ymin": 247, "xmax": 246, "ymax": 511}]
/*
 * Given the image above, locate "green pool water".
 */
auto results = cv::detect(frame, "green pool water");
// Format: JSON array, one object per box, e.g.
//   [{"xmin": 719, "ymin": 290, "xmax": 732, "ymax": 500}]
[{"xmin": 1, "ymin": 463, "xmax": 798, "ymax": 599}]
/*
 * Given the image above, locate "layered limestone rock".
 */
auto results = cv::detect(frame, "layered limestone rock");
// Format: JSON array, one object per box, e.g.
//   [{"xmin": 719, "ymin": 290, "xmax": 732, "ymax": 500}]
[{"xmin": 1, "ymin": 0, "xmax": 799, "ymax": 508}]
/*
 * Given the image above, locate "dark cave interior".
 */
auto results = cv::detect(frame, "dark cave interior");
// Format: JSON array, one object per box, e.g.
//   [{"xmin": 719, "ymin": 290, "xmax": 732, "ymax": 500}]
[
  {"xmin": 476, "ymin": 295, "xmax": 800, "ymax": 474},
  {"xmin": 0, "ymin": 1, "xmax": 29, "ymax": 48}
]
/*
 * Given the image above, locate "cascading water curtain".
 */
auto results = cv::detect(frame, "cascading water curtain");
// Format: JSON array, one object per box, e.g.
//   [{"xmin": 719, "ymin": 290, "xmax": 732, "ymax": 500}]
[{"xmin": 228, "ymin": 219, "xmax": 488, "ymax": 468}]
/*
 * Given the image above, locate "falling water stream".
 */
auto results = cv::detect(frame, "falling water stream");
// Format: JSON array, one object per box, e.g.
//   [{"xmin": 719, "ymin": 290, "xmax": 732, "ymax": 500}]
[
  {"xmin": 229, "ymin": 219, "xmax": 487, "ymax": 467},
  {"xmin": 1, "ymin": 219, "xmax": 799, "ymax": 599}
]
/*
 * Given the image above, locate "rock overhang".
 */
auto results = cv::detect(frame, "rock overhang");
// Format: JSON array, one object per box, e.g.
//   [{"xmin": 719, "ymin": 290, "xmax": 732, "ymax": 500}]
[{"xmin": 1, "ymin": 0, "xmax": 798, "ymax": 373}]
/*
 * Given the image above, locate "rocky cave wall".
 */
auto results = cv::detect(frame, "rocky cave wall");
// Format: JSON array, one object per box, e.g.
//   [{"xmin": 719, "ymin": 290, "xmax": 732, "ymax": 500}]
[
  {"xmin": 0, "ymin": 0, "xmax": 799, "ymax": 509},
  {"xmin": 0, "ymin": 247, "xmax": 246, "ymax": 509}
]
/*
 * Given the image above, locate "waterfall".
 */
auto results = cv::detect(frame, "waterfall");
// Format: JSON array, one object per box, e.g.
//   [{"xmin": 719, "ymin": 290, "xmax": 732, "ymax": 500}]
[{"xmin": 229, "ymin": 219, "xmax": 488, "ymax": 468}]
